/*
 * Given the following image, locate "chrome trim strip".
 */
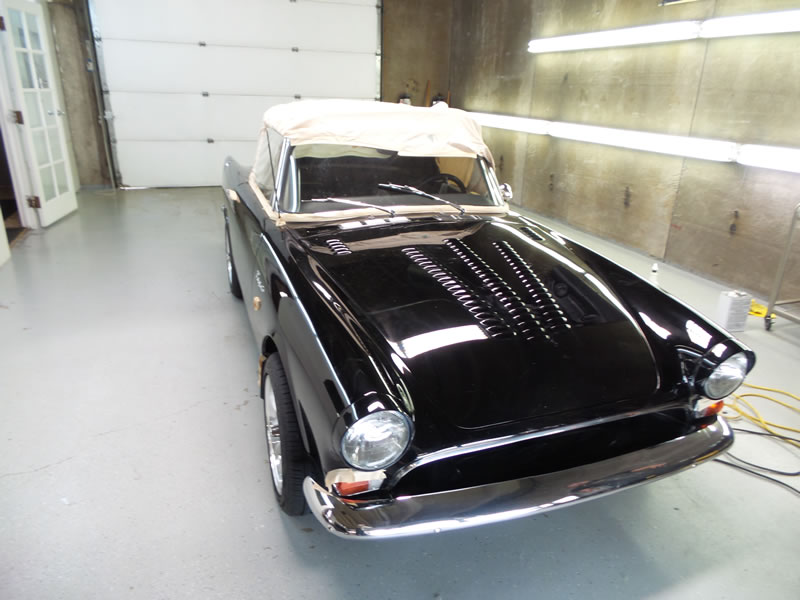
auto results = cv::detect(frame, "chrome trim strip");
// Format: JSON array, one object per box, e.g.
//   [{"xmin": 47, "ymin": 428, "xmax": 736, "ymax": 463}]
[
  {"xmin": 272, "ymin": 139, "xmax": 293, "ymax": 212},
  {"xmin": 389, "ymin": 404, "xmax": 685, "ymax": 486},
  {"xmin": 482, "ymin": 161, "xmax": 505, "ymax": 207},
  {"xmin": 288, "ymin": 154, "xmax": 299, "ymax": 213},
  {"xmin": 304, "ymin": 417, "xmax": 732, "ymax": 539}
]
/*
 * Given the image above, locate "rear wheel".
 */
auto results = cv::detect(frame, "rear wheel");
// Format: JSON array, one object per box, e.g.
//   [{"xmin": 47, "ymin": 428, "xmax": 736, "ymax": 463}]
[
  {"xmin": 263, "ymin": 353, "xmax": 309, "ymax": 515},
  {"xmin": 225, "ymin": 227, "xmax": 243, "ymax": 299}
]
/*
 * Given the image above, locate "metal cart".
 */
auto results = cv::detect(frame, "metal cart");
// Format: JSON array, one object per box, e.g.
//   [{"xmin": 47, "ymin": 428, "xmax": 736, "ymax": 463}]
[{"xmin": 765, "ymin": 201, "xmax": 800, "ymax": 330}]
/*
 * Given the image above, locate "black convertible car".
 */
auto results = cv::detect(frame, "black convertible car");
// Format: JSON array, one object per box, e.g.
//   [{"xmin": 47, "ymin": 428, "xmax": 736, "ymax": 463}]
[{"xmin": 221, "ymin": 100, "xmax": 754, "ymax": 539}]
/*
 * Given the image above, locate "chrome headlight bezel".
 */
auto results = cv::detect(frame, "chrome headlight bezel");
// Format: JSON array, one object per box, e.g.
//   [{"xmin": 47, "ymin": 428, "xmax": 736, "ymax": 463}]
[
  {"xmin": 702, "ymin": 352, "xmax": 749, "ymax": 399},
  {"xmin": 340, "ymin": 410, "xmax": 413, "ymax": 471}
]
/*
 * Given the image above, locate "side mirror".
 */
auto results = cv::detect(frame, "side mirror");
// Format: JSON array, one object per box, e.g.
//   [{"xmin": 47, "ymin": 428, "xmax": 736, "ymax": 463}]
[{"xmin": 499, "ymin": 183, "xmax": 513, "ymax": 202}]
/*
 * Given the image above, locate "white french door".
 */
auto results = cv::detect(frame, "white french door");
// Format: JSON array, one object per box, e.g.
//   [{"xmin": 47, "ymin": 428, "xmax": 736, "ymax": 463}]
[{"xmin": 1, "ymin": 0, "xmax": 76, "ymax": 227}]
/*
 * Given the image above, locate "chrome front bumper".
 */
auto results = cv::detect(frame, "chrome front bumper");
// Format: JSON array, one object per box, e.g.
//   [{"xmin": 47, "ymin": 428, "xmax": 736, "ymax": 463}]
[{"xmin": 303, "ymin": 417, "xmax": 732, "ymax": 539}]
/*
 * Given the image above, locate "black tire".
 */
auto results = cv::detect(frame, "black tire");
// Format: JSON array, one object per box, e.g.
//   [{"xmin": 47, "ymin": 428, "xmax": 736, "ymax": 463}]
[
  {"xmin": 225, "ymin": 226, "xmax": 243, "ymax": 299},
  {"xmin": 262, "ymin": 353, "xmax": 309, "ymax": 515}
]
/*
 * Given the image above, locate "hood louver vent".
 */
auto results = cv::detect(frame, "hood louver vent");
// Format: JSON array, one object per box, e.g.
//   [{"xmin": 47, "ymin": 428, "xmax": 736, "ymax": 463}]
[
  {"xmin": 326, "ymin": 239, "xmax": 352, "ymax": 255},
  {"xmin": 493, "ymin": 240, "xmax": 571, "ymax": 333},
  {"xmin": 402, "ymin": 247, "xmax": 513, "ymax": 339},
  {"xmin": 444, "ymin": 239, "xmax": 554, "ymax": 343},
  {"xmin": 519, "ymin": 226, "xmax": 545, "ymax": 241}
]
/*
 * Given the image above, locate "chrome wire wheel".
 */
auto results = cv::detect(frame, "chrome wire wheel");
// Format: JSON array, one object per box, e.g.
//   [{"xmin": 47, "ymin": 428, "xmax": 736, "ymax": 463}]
[
  {"xmin": 263, "ymin": 375, "xmax": 283, "ymax": 495},
  {"xmin": 262, "ymin": 353, "xmax": 309, "ymax": 515}
]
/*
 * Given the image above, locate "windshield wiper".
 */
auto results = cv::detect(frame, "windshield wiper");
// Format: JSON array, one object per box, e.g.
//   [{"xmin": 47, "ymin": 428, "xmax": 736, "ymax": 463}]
[
  {"xmin": 309, "ymin": 197, "xmax": 396, "ymax": 217},
  {"xmin": 377, "ymin": 183, "xmax": 465, "ymax": 215}
]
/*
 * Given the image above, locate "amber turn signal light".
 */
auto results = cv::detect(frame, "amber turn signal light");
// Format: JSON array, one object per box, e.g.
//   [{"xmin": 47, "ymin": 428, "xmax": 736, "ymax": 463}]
[
  {"xmin": 333, "ymin": 481, "xmax": 372, "ymax": 496},
  {"xmin": 693, "ymin": 398, "xmax": 725, "ymax": 418}
]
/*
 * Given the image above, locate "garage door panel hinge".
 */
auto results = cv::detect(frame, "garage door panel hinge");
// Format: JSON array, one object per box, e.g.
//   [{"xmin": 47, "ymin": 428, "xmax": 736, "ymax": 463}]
[
  {"xmin": 27, "ymin": 196, "xmax": 41, "ymax": 209},
  {"xmin": 291, "ymin": 46, "xmax": 299, "ymax": 52}
]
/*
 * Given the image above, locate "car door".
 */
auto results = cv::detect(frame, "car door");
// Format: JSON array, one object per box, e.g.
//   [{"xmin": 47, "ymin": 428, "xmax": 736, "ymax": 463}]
[
  {"xmin": 229, "ymin": 190, "xmax": 257, "ymax": 296},
  {"xmin": 249, "ymin": 223, "xmax": 282, "ymax": 345},
  {"xmin": 243, "ymin": 132, "xmax": 286, "ymax": 343}
]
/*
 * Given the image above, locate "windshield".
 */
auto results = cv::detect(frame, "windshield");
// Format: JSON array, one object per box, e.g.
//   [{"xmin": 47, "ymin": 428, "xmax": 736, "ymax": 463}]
[{"xmin": 283, "ymin": 144, "xmax": 499, "ymax": 213}]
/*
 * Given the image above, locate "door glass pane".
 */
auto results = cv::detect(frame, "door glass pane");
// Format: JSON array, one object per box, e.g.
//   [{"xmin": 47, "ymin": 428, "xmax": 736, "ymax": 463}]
[
  {"xmin": 33, "ymin": 129, "xmax": 49, "ymax": 166},
  {"xmin": 9, "ymin": 10, "xmax": 26, "ymax": 48},
  {"xmin": 54, "ymin": 162, "xmax": 68, "ymax": 195},
  {"xmin": 40, "ymin": 166, "xmax": 56, "ymax": 200},
  {"xmin": 24, "ymin": 92, "xmax": 42, "ymax": 128},
  {"xmin": 25, "ymin": 13, "xmax": 42, "ymax": 50},
  {"xmin": 33, "ymin": 54, "xmax": 49, "ymax": 88},
  {"xmin": 16, "ymin": 52, "xmax": 33, "ymax": 88},
  {"xmin": 41, "ymin": 92, "xmax": 55, "ymax": 127},
  {"xmin": 47, "ymin": 128, "xmax": 62, "ymax": 161}
]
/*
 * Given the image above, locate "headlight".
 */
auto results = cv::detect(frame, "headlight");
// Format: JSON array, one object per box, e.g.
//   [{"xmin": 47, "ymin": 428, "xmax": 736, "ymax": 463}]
[
  {"xmin": 703, "ymin": 352, "xmax": 748, "ymax": 399},
  {"xmin": 341, "ymin": 411, "xmax": 411, "ymax": 470}
]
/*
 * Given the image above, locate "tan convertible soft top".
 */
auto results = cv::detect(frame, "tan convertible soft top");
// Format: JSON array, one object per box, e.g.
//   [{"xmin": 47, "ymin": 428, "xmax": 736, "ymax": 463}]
[
  {"xmin": 246, "ymin": 99, "xmax": 507, "ymax": 225},
  {"xmin": 253, "ymin": 99, "xmax": 494, "ymax": 172}
]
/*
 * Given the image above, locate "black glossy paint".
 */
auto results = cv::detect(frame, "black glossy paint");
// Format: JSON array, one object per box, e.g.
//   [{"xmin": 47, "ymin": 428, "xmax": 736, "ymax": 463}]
[
  {"xmin": 297, "ymin": 217, "xmax": 662, "ymax": 430},
  {"xmin": 222, "ymin": 158, "xmax": 755, "ymax": 482}
]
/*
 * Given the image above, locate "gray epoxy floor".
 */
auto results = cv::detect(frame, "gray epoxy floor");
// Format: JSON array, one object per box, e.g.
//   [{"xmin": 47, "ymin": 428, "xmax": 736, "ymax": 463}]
[{"xmin": 1, "ymin": 188, "xmax": 798, "ymax": 600}]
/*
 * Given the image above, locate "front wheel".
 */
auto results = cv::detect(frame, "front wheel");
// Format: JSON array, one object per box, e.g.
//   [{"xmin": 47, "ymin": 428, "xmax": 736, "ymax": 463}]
[{"xmin": 262, "ymin": 353, "xmax": 309, "ymax": 515}]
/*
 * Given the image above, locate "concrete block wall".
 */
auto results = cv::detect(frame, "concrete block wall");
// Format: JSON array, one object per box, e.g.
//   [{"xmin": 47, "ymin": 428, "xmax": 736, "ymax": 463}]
[
  {"xmin": 382, "ymin": 0, "xmax": 800, "ymax": 300},
  {"xmin": 381, "ymin": 0, "xmax": 453, "ymax": 105}
]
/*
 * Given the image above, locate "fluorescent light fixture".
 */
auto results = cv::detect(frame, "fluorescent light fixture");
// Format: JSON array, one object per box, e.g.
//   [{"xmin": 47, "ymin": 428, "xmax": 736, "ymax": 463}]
[
  {"xmin": 470, "ymin": 112, "xmax": 800, "ymax": 175},
  {"xmin": 528, "ymin": 21, "xmax": 700, "ymax": 53},
  {"xmin": 701, "ymin": 10, "xmax": 800, "ymax": 39},
  {"xmin": 737, "ymin": 144, "xmax": 800, "ymax": 174},
  {"xmin": 471, "ymin": 112, "xmax": 550, "ymax": 135},
  {"xmin": 548, "ymin": 121, "xmax": 738, "ymax": 162},
  {"xmin": 528, "ymin": 9, "xmax": 800, "ymax": 54}
]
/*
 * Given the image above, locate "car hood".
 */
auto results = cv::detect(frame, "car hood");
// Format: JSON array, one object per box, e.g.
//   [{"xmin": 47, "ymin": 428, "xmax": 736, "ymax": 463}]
[{"xmin": 291, "ymin": 215, "xmax": 658, "ymax": 430}]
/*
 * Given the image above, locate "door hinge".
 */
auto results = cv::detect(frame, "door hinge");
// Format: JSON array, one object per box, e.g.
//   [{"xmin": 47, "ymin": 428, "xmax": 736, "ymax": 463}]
[
  {"xmin": 27, "ymin": 196, "xmax": 41, "ymax": 208},
  {"xmin": 0, "ymin": 17, "xmax": 6, "ymax": 31},
  {"xmin": 12, "ymin": 110, "xmax": 23, "ymax": 124}
]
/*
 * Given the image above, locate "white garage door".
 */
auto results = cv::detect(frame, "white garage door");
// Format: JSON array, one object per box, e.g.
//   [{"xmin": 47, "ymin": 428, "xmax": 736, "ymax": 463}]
[{"xmin": 91, "ymin": 0, "xmax": 379, "ymax": 187}]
